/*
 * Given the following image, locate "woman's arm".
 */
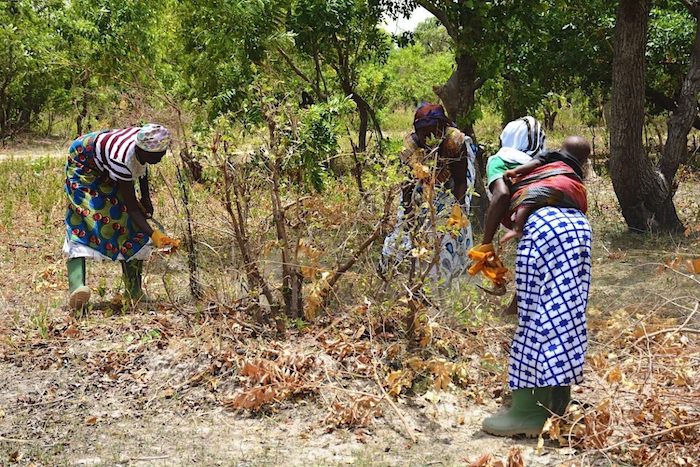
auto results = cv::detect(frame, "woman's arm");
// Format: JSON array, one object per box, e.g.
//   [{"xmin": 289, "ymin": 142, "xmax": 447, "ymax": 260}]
[
  {"xmin": 118, "ymin": 180, "xmax": 154, "ymax": 237},
  {"xmin": 138, "ymin": 168, "xmax": 154, "ymax": 217},
  {"xmin": 449, "ymin": 158, "xmax": 468, "ymax": 204},
  {"xmin": 448, "ymin": 148, "xmax": 469, "ymax": 204},
  {"xmin": 481, "ymin": 178, "xmax": 510, "ymax": 245}
]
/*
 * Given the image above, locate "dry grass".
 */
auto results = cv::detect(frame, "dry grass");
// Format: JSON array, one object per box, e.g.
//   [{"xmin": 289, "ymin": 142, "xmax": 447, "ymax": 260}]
[{"xmin": 0, "ymin": 152, "xmax": 698, "ymax": 466}]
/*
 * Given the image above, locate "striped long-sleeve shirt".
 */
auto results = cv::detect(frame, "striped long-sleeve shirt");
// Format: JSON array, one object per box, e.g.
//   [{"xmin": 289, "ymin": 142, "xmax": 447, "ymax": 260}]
[{"xmin": 94, "ymin": 127, "xmax": 147, "ymax": 182}]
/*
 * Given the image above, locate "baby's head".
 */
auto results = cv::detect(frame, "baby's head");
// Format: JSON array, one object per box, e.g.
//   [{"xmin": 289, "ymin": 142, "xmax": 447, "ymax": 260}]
[{"xmin": 562, "ymin": 136, "xmax": 591, "ymax": 164}]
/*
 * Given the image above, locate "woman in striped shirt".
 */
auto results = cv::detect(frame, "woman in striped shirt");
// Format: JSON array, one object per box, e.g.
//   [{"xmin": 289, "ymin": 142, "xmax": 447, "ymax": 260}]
[{"xmin": 64, "ymin": 124, "xmax": 179, "ymax": 310}]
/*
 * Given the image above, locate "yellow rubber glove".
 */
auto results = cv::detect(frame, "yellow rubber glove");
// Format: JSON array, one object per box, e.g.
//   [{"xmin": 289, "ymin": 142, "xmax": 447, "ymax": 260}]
[
  {"xmin": 468, "ymin": 243, "xmax": 509, "ymax": 287},
  {"xmin": 151, "ymin": 230, "xmax": 180, "ymax": 252},
  {"xmin": 468, "ymin": 243, "xmax": 495, "ymax": 262}
]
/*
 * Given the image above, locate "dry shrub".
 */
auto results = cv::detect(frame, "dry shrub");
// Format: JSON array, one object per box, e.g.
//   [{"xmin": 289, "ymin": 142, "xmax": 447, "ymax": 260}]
[
  {"xmin": 224, "ymin": 352, "xmax": 319, "ymax": 411},
  {"xmin": 544, "ymin": 400, "xmax": 613, "ymax": 450},
  {"xmin": 385, "ymin": 356, "xmax": 472, "ymax": 396},
  {"xmin": 324, "ymin": 395, "xmax": 382, "ymax": 430},
  {"xmin": 468, "ymin": 446, "xmax": 524, "ymax": 467}
]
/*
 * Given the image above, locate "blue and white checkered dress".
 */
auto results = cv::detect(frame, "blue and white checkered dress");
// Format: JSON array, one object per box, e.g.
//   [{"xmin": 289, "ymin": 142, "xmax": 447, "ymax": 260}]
[{"xmin": 508, "ymin": 207, "xmax": 592, "ymax": 390}]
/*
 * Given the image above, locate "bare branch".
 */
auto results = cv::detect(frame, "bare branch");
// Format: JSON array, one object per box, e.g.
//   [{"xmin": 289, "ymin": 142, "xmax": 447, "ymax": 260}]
[
  {"xmin": 276, "ymin": 46, "xmax": 314, "ymax": 86},
  {"xmin": 415, "ymin": 0, "xmax": 458, "ymax": 38},
  {"xmin": 325, "ymin": 188, "xmax": 394, "ymax": 291}
]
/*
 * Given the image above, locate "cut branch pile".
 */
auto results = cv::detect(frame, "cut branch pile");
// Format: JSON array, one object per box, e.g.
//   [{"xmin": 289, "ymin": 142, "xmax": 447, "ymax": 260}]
[{"xmin": 224, "ymin": 351, "xmax": 320, "ymax": 412}]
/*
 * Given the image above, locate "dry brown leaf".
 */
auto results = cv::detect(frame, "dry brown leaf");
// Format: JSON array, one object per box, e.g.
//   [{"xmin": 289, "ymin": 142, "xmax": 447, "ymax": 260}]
[
  {"xmin": 506, "ymin": 446, "xmax": 524, "ymax": 467},
  {"xmin": 298, "ymin": 239, "xmax": 321, "ymax": 279},
  {"xmin": 304, "ymin": 271, "xmax": 331, "ymax": 320},
  {"xmin": 447, "ymin": 204, "xmax": 469, "ymax": 230},
  {"xmin": 325, "ymin": 396, "xmax": 382, "ymax": 430},
  {"xmin": 412, "ymin": 162, "xmax": 431, "ymax": 181},
  {"xmin": 386, "ymin": 370, "xmax": 413, "ymax": 397},
  {"xmin": 606, "ymin": 366, "xmax": 623, "ymax": 384},
  {"xmin": 469, "ymin": 453, "xmax": 495, "ymax": 467},
  {"xmin": 547, "ymin": 416, "xmax": 561, "ymax": 441},
  {"xmin": 582, "ymin": 400, "xmax": 612, "ymax": 449}
]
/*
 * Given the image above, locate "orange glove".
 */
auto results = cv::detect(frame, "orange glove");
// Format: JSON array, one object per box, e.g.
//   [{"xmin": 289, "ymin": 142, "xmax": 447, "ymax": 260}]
[
  {"xmin": 151, "ymin": 230, "xmax": 180, "ymax": 253},
  {"xmin": 468, "ymin": 243, "xmax": 509, "ymax": 287}
]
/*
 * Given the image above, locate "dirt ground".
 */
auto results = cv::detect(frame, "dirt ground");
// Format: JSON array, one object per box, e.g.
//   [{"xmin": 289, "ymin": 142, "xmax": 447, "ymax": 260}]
[{"xmin": 0, "ymin": 152, "xmax": 699, "ymax": 466}]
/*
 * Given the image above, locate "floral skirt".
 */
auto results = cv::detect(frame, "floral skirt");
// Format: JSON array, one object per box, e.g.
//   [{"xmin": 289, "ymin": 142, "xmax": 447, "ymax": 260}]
[
  {"xmin": 379, "ymin": 183, "xmax": 474, "ymax": 285},
  {"xmin": 64, "ymin": 134, "xmax": 150, "ymax": 261}
]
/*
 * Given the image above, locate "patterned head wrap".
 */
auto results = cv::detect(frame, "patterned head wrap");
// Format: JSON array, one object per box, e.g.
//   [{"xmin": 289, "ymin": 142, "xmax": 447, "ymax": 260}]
[
  {"xmin": 413, "ymin": 103, "xmax": 453, "ymax": 131},
  {"xmin": 136, "ymin": 124, "xmax": 171, "ymax": 153},
  {"xmin": 493, "ymin": 116, "xmax": 546, "ymax": 165}
]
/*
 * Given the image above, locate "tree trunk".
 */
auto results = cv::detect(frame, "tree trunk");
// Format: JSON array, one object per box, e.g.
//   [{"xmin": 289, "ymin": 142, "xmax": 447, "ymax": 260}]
[
  {"xmin": 609, "ymin": 0, "xmax": 682, "ymax": 233},
  {"xmin": 356, "ymin": 96, "xmax": 369, "ymax": 152},
  {"xmin": 434, "ymin": 52, "xmax": 479, "ymax": 137},
  {"xmin": 653, "ymin": 13, "xmax": 700, "ymax": 232},
  {"xmin": 76, "ymin": 96, "xmax": 88, "ymax": 136},
  {"xmin": 434, "ymin": 51, "xmax": 488, "ymax": 229},
  {"xmin": 346, "ymin": 91, "xmax": 382, "ymax": 153},
  {"xmin": 543, "ymin": 104, "xmax": 559, "ymax": 131},
  {"xmin": 660, "ymin": 18, "xmax": 700, "ymax": 184},
  {"xmin": 645, "ymin": 87, "xmax": 700, "ymax": 131},
  {"xmin": 221, "ymin": 151, "xmax": 281, "ymax": 328}
]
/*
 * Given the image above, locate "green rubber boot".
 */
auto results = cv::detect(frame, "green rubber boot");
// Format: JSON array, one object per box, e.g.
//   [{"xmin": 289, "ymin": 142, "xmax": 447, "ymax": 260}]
[
  {"xmin": 121, "ymin": 260, "xmax": 152, "ymax": 304},
  {"xmin": 67, "ymin": 257, "xmax": 91, "ymax": 310},
  {"xmin": 551, "ymin": 386, "xmax": 571, "ymax": 416},
  {"xmin": 482, "ymin": 387, "xmax": 552, "ymax": 438}
]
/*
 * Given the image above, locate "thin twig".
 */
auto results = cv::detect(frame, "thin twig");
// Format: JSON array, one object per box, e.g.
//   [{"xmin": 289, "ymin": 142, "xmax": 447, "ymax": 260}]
[
  {"xmin": 632, "ymin": 301, "xmax": 700, "ymax": 346},
  {"xmin": 128, "ymin": 455, "xmax": 171, "ymax": 462},
  {"xmin": 598, "ymin": 420, "xmax": 700, "ymax": 453},
  {"xmin": 365, "ymin": 302, "xmax": 417, "ymax": 443}
]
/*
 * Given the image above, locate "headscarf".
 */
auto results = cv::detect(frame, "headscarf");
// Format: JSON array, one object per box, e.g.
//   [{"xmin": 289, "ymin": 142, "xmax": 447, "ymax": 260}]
[
  {"xmin": 136, "ymin": 124, "xmax": 171, "ymax": 153},
  {"xmin": 413, "ymin": 103, "xmax": 453, "ymax": 131},
  {"xmin": 494, "ymin": 116, "xmax": 546, "ymax": 165}
]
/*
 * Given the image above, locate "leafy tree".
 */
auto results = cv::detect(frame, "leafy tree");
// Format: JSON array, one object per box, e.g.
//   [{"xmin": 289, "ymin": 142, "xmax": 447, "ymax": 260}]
[
  {"xmin": 491, "ymin": 0, "xmax": 615, "ymax": 125},
  {"xmin": 413, "ymin": 16, "xmax": 452, "ymax": 54},
  {"xmin": 52, "ymin": 0, "xmax": 167, "ymax": 134},
  {"xmin": 295, "ymin": 96, "xmax": 354, "ymax": 192},
  {"xmin": 0, "ymin": 0, "xmax": 63, "ymax": 138},
  {"xmin": 289, "ymin": 0, "xmax": 391, "ymax": 152},
  {"xmin": 175, "ymin": 0, "xmax": 390, "ymax": 155},
  {"xmin": 382, "ymin": 1, "xmax": 508, "ymax": 136},
  {"xmin": 382, "ymin": 43, "xmax": 453, "ymax": 109},
  {"xmin": 175, "ymin": 0, "xmax": 284, "ymax": 118}
]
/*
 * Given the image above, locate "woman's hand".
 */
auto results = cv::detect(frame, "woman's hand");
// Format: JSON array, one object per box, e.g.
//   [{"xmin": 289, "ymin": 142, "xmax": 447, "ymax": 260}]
[
  {"xmin": 504, "ymin": 169, "xmax": 520, "ymax": 183},
  {"xmin": 140, "ymin": 197, "xmax": 154, "ymax": 219},
  {"xmin": 117, "ymin": 180, "xmax": 154, "ymax": 237}
]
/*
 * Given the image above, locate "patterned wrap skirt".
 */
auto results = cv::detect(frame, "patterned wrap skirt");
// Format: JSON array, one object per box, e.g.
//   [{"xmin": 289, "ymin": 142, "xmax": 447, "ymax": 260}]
[
  {"xmin": 379, "ymin": 181, "xmax": 474, "ymax": 285},
  {"xmin": 64, "ymin": 132, "xmax": 151, "ymax": 262},
  {"xmin": 508, "ymin": 207, "xmax": 592, "ymax": 390}
]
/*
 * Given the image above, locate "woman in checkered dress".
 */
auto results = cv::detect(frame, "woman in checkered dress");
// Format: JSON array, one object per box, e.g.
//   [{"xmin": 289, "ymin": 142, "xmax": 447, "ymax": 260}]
[{"xmin": 482, "ymin": 206, "xmax": 592, "ymax": 437}]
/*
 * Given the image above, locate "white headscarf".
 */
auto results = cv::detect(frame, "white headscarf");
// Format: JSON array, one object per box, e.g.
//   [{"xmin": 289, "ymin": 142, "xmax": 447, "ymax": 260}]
[{"xmin": 494, "ymin": 116, "xmax": 546, "ymax": 165}]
